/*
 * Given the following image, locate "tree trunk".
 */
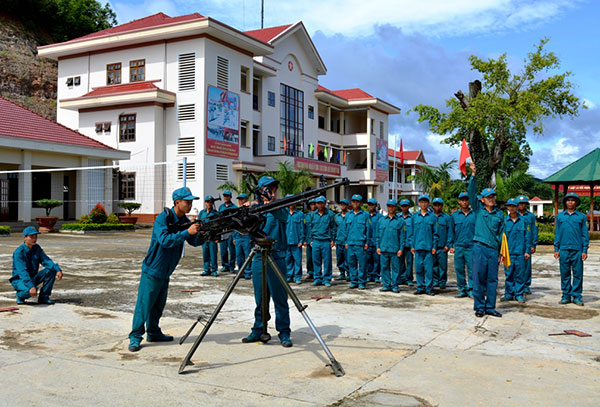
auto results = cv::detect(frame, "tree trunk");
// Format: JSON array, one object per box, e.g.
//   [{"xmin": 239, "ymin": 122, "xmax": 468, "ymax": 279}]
[{"xmin": 464, "ymin": 80, "xmax": 493, "ymax": 190}]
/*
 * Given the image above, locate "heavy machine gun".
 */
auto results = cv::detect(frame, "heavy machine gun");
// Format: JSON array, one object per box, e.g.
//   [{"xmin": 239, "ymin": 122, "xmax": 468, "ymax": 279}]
[{"xmin": 189, "ymin": 175, "xmax": 349, "ymax": 241}]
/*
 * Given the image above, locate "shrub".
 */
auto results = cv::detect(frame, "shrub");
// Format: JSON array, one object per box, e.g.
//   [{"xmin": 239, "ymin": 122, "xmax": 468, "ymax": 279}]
[
  {"xmin": 89, "ymin": 202, "xmax": 107, "ymax": 224},
  {"xmin": 538, "ymin": 232, "xmax": 555, "ymax": 245},
  {"xmin": 106, "ymin": 213, "xmax": 120, "ymax": 224},
  {"xmin": 79, "ymin": 214, "xmax": 91, "ymax": 224},
  {"xmin": 61, "ymin": 223, "xmax": 134, "ymax": 231},
  {"xmin": 0, "ymin": 225, "xmax": 10, "ymax": 235},
  {"xmin": 538, "ymin": 223, "xmax": 555, "ymax": 234},
  {"xmin": 35, "ymin": 199, "xmax": 63, "ymax": 216},
  {"xmin": 118, "ymin": 202, "xmax": 142, "ymax": 216}
]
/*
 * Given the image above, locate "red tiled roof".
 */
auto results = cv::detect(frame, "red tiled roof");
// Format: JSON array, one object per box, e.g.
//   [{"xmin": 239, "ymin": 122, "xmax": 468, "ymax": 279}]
[
  {"xmin": 0, "ymin": 97, "xmax": 116, "ymax": 150},
  {"xmin": 387, "ymin": 149, "xmax": 427, "ymax": 163},
  {"xmin": 317, "ymin": 85, "xmax": 374, "ymax": 100},
  {"xmin": 70, "ymin": 12, "xmax": 206, "ymax": 43},
  {"xmin": 82, "ymin": 81, "xmax": 160, "ymax": 98},
  {"xmin": 245, "ymin": 24, "xmax": 293, "ymax": 43},
  {"xmin": 530, "ymin": 196, "xmax": 543, "ymax": 201}
]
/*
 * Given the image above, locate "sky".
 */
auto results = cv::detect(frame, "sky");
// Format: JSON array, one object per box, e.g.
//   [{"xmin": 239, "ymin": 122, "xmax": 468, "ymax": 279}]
[{"xmin": 109, "ymin": 0, "xmax": 600, "ymax": 179}]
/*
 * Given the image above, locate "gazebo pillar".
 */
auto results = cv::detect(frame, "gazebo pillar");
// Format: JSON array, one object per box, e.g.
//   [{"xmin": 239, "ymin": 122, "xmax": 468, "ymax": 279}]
[
  {"xmin": 553, "ymin": 183, "xmax": 559, "ymax": 221},
  {"xmin": 590, "ymin": 182, "xmax": 595, "ymax": 231}
]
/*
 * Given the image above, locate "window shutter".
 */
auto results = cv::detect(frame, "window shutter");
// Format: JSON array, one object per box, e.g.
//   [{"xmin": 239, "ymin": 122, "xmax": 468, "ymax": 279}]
[
  {"xmin": 215, "ymin": 164, "xmax": 229, "ymax": 181},
  {"xmin": 177, "ymin": 104, "xmax": 196, "ymax": 121},
  {"xmin": 217, "ymin": 56, "xmax": 229, "ymax": 89},
  {"xmin": 177, "ymin": 162, "xmax": 196, "ymax": 181},
  {"xmin": 177, "ymin": 137, "xmax": 195, "ymax": 155},
  {"xmin": 178, "ymin": 53, "xmax": 196, "ymax": 91}
]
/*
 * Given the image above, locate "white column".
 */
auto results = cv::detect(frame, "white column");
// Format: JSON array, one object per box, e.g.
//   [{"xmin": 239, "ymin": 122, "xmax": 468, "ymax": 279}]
[
  {"xmin": 339, "ymin": 111, "xmax": 345, "ymax": 135},
  {"xmin": 18, "ymin": 151, "xmax": 32, "ymax": 222},
  {"xmin": 326, "ymin": 104, "xmax": 331, "ymax": 131},
  {"xmin": 411, "ymin": 166, "xmax": 416, "ymax": 191},
  {"xmin": 76, "ymin": 157, "xmax": 89, "ymax": 219},
  {"xmin": 104, "ymin": 159, "xmax": 113, "ymax": 214}
]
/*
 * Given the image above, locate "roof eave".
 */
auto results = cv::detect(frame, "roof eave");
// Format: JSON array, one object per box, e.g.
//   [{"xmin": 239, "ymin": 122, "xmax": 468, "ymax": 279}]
[
  {"xmin": 38, "ymin": 17, "xmax": 273, "ymax": 60},
  {"xmin": 0, "ymin": 135, "xmax": 130, "ymax": 160},
  {"xmin": 59, "ymin": 89, "xmax": 176, "ymax": 110},
  {"xmin": 271, "ymin": 21, "xmax": 327, "ymax": 75}
]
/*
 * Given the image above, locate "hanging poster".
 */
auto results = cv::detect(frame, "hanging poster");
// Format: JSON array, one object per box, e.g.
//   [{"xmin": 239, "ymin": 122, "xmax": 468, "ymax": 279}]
[
  {"xmin": 376, "ymin": 138, "xmax": 389, "ymax": 181},
  {"xmin": 206, "ymin": 85, "xmax": 239, "ymax": 159}
]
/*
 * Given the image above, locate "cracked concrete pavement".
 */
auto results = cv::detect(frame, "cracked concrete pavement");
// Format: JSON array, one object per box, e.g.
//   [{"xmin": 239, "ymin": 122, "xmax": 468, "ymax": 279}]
[{"xmin": 0, "ymin": 231, "xmax": 599, "ymax": 406}]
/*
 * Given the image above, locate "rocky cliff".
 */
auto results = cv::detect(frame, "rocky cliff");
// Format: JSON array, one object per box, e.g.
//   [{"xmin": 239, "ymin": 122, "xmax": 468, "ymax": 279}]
[{"xmin": 0, "ymin": 15, "xmax": 57, "ymax": 120}]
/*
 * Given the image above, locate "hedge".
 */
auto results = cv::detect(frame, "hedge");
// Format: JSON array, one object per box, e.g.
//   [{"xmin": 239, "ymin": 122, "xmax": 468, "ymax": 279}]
[
  {"xmin": 61, "ymin": 223, "xmax": 134, "ymax": 231},
  {"xmin": 538, "ymin": 232, "xmax": 554, "ymax": 245},
  {"xmin": 0, "ymin": 225, "xmax": 10, "ymax": 235}
]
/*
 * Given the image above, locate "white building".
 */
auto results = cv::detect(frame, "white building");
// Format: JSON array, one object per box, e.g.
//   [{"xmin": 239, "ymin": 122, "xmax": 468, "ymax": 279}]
[
  {"xmin": 387, "ymin": 149, "xmax": 428, "ymax": 200},
  {"xmin": 0, "ymin": 96, "xmax": 129, "ymax": 221},
  {"xmin": 38, "ymin": 12, "xmax": 401, "ymax": 218}
]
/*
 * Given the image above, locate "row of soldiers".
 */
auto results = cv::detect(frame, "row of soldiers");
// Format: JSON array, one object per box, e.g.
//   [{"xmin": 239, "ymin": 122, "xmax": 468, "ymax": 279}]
[{"xmin": 198, "ymin": 174, "xmax": 587, "ymax": 315}]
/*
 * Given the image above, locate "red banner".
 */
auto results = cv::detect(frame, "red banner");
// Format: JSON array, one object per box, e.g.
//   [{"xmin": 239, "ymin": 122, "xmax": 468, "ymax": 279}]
[
  {"xmin": 552, "ymin": 184, "xmax": 600, "ymax": 196},
  {"xmin": 294, "ymin": 157, "xmax": 341, "ymax": 176}
]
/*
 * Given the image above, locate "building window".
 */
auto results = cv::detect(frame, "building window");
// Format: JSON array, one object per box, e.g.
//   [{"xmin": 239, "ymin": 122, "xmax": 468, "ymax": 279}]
[
  {"xmin": 280, "ymin": 83, "xmax": 303, "ymax": 157},
  {"xmin": 130, "ymin": 59, "xmax": 145, "ymax": 82},
  {"xmin": 371, "ymin": 118, "xmax": 375, "ymax": 135},
  {"xmin": 268, "ymin": 91, "xmax": 275, "ymax": 107},
  {"xmin": 66, "ymin": 77, "xmax": 74, "ymax": 87},
  {"xmin": 241, "ymin": 121, "xmax": 249, "ymax": 148},
  {"xmin": 240, "ymin": 66, "xmax": 249, "ymax": 93},
  {"xmin": 177, "ymin": 162, "xmax": 196, "ymax": 181},
  {"xmin": 318, "ymin": 115, "xmax": 325, "ymax": 129},
  {"xmin": 308, "ymin": 105, "xmax": 314, "ymax": 120},
  {"xmin": 267, "ymin": 136, "xmax": 275, "ymax": 152},
  {"xmin": 379, "ymin": 121, "xmax": 384, "ymax": 139},
  {"xmin": 107, "ymin": 63, "xmax": 121, "ymax": 85},
  {"xmin": 74, "ymin": 76, "xmax": 81, "ymax": 86},
  {"xmin": 177, "ymin": 137, "xmax": 195, "ymax": 155},
  {"xmin": 177, "ymin": 104, "xmax": 196, "ymax": 121},
  {"xmin": 178, "ymin": 53, "xmax": 196, "ymax": 91},
  {"xmin": 119, "ymin": 114, "xmax": 136, "ymax": 142},
  {"xmin": 119, "ymin": 172, "xmax": 135, "ymax": 200},
  {"xmin": 95, "ymin": 122, "xmax": 111, "ymax": 134},
  {"xmin": 217, "ymin": 56, "xmax": 229, "ymax": 89},
  {"xmin": 252, "ymin": 125, "xmax": 260, "ymax": 156}
]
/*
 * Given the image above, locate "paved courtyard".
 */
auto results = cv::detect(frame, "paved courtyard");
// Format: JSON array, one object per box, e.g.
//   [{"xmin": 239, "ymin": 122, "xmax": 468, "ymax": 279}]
[{"xmin": 0, "ymin": 230, "xmax": 599, "ymax": 406}]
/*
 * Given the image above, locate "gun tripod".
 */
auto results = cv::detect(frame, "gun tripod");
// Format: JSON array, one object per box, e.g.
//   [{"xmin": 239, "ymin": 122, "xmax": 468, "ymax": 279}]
[{"xmin": 178, "ymin": 238, "xmax": 345, "ymax": 377}]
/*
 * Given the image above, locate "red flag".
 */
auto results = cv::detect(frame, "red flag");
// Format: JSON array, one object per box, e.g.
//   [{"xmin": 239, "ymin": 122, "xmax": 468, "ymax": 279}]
[
  {"xmin": 399, "ymin": 139, "xmax": 404, "ymax": 164},
  {"xmin": 459, "ymin": 138, "xmax": 471, "ymax": 176},
  {"xmin": 283, "ymin": 137, "xmax": 287, "ymax": 152}
]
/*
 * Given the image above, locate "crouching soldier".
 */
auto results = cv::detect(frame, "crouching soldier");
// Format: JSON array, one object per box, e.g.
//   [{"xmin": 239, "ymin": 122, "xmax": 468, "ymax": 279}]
[
  {"xmin": 10, "ymin": 226, "xmax": 63, "ymax": 305},
  {"xmin": 554, "ymin": 192, "xmax": 589, "ymax": 306},
  {"xmin": 128, "ymin": 187, "xmax": 203, "ymax": 352},
  {"xmin": 377, "ymin": 200, "xmax": 405, "ymax": 292},
  {"xmin": 502, "ymin": 198, "xmax": 531, "ymax": 303}
]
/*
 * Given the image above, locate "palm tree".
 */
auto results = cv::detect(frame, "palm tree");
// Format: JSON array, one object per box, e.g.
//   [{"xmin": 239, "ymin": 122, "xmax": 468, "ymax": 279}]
[
  {"xmin": 265, "ymin": 161, "xmax": 314, "ymax": 196},
  {"xmin": 495, "ymin": 170, "xmax": 532, "ymax": 202}
]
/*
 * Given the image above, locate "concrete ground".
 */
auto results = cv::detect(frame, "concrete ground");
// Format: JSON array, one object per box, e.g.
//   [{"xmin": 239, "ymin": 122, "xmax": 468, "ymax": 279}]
[{"xmin": 0, "ymin": 231, "xmax": 599, "ymax": 407}]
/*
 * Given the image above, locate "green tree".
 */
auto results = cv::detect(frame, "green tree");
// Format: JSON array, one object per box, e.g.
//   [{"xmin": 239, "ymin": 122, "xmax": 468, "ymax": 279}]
[
  {"xmin": 413, "ymin": 38, "xmax": 583, "ymax": 190},
  {"xmin": 265, "ymin": 161, "xmax": 314, "ymax": 196},
  {"xmin": 3, "ymin": 0, "xmax": 116, "ymax": 43}
]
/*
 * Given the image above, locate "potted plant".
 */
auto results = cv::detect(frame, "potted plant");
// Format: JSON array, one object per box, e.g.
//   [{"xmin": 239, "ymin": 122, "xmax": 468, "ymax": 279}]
[
  {"xmin": 118, "ymin": 202, "xmax": 141, "ymax": 225},
  {"xmin": 35, "ymin": 199, "xmax": 63, "ymax": 232}
]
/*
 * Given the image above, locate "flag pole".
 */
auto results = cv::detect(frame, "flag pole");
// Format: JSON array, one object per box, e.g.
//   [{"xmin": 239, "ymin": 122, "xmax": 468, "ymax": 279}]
[{"xmin": 393, "ymin": 135, "xmax": 397, "ymax": 200}]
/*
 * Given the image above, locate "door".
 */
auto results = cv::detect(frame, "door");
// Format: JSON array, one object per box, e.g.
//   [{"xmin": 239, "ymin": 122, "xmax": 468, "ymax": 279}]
[{"xmin": 63, "ymin": 175, "xmax": 70, "ymax": 219}]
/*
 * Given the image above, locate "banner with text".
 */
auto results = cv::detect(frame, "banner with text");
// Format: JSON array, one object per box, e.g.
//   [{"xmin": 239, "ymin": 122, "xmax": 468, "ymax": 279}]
[
  {"xmin": 376, "ymin": 138, "xmax": 389, "ymax": 181},
  {"xmin": 295, "ymin": 157, "xmax": 341, "ymax": 176}
]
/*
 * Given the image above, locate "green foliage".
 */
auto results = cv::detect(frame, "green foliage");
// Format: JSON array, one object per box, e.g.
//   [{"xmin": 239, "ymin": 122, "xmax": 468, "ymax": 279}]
[
  {"xmin": 35, "ymin": 199, "xmax": 63, "ymax": 217},
  {"xmin": 3, "ymin": 0, "xmax": 117, "ymax": 44},
  {"xmin": 61, "ymin": 223, "xmax": 134, "ymax": 231},
  {"xmin": 576, "ymin": 196, "xmax": 600, "ymax": 214},
  {"xmin": 408, "ymin": 160, "xmax": 463, "ymax": 211},
  {"xmin": 78, "ymin": 214, "xmax": 91, "ymax": 224},
  {"xmin": 0, "ymin": 226, "xmax": 10, "ymax": 235},
  {"xmin": 538, "ymin": 223, "xmax": 555, "ymax": 234},
  {"xmin": 264, "ymin": 161, "xmax": 314, "ymax": 196},
  {"xmin": 118, "ymin": 202, "xmax": 141, "ymax": 216},
  {"xmin": 89, "ymin": 202, "xmax": 107, "ymax": 224},
  {"xmin": 538, "ymin": 232, "xmax": 554, "ymax": 245},
  {"xmin": 217, "ymin": 180, "xmax": 251, "ymax": 196},
  {"xmin": 106, "ymin": 213, "xmax": 120, "ymax": 224},
  {"xmin": 537, "ymin": 214, "xmax": 555, "ymax": 224},
  {"xmin": 412, "ymin": 38, "xmax": 584, "ymax": 188}
]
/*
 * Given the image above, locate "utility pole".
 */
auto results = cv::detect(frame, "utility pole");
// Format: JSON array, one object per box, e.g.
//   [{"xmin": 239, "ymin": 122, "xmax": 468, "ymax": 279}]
[{"xmin": 261, "ymin": 0, "xmax": 264, "ymax": 29}]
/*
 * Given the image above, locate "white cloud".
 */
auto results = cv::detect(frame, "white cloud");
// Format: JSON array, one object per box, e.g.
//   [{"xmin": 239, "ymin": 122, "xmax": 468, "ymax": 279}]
[{"xmin": 111, "ymin": 0, "xmax": 581, "ymax": 37}]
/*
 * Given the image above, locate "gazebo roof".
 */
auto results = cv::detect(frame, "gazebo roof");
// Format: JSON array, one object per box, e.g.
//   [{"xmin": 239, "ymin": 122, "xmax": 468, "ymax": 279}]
[{"xmin": 544, "ymin": 148, "xmax": 600, "ymax": 184}]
